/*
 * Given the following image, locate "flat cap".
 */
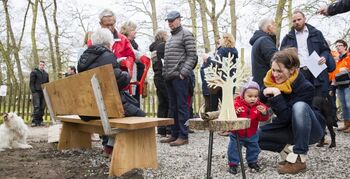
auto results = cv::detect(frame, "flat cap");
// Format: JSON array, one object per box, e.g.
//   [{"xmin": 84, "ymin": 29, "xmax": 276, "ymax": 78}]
[{"xmin": 165, "ymin": 11, "xmax": 182, "ymax": 21}]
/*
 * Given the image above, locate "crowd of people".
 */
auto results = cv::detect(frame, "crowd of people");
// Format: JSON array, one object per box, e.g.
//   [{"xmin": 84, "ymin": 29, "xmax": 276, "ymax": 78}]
[{"xmin": 29, "ymin": 0, "xmax": 350, "ymax": 176}]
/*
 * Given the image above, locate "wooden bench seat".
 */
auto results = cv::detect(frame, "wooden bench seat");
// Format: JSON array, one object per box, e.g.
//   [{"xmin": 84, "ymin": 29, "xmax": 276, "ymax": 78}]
[{"xmin": 42, "ymin": 64, "xmax": 174, "ymax": 176}]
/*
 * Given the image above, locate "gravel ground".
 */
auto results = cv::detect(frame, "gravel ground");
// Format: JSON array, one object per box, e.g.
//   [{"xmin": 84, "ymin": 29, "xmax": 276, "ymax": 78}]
[{"xmin": 12, "ymin": 123, "xmax": 350, "ymax": 179}]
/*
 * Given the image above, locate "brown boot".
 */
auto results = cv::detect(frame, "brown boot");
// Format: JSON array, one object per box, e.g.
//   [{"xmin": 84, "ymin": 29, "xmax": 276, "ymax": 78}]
[
  {"xmin": 337, "ymin": 121, "xmax": 350, "ymax": 131},
  {"xmin": 160, "ymin": 137, "xmax": 177, "ymax": 143},
  {"xmin": 169, "ymin": 138, "xmax": 189, "ymax": 146},
  {"xmin": 343, "ymin": 125, "xmax": 350, "ymax": 133},
  {"xmin": 278, "ymin": 155, "xmax": 306, "ymax": 174}
]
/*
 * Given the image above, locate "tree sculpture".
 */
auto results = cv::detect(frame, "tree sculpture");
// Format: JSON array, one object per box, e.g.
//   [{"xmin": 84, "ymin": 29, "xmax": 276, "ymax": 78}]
[{"xmin": 204, "ymin": 53, "xmax": 246, "ymax": 120}]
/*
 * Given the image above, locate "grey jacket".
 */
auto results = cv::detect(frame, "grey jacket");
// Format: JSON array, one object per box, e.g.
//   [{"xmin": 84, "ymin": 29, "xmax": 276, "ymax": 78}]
[{"xmin": 163, "ymin": 26, "xmax": 197, "ymax": 80}]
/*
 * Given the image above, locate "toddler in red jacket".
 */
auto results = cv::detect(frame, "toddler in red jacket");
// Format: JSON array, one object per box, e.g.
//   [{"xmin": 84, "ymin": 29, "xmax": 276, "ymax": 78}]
[{"xmin": 228, "ymin": 81, "xmax": 269, "ymax": 174}]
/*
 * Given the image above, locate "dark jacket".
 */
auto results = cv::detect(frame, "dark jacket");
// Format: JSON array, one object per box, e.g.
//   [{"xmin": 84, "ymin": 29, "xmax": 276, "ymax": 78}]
[
  {"xmin": 280, "ymin": 24, "xmax": 335, "ymax": 95},
  {"xmin": 249, "ymin": 30, "xmax": 278, "ymax": 89},
  {"xmin": 149, "ymin": 40, "xmax": 165, "ymax": 78},
  {"xmin": 78, "ymin": 44, "xmax": 130, "ymax": 90},
  {"xmin": 261, "ymin": 72, "xmax": 316, "ymax": 129},
  {"xmin": 29, "ymin": 68, "xmax": 49, "ymax": 93},
  {"xmin": 327, "ymin": 0, "xmax": 350, "ymax": 16},
  {"xmin": 163, "ymin": 25, "xmax": 197, "ymax": 80}
]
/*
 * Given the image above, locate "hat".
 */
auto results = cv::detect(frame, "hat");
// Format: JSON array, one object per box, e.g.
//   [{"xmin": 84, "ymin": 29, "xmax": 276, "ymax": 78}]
[
  {"xmin": 240, "ymin": 81, "xmax": 260, "ymax": 97},
  {"xmin": 165, "ymin": 11, "xmax": 182, "ymax": 21}
]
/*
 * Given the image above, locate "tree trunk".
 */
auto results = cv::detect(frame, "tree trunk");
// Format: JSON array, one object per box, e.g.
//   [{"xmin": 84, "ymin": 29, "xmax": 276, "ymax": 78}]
[
  {"xmin": 150, "ymin": 0, "xmax": 158, "ymax": 36},
  {"xmin": 204, "ymin": 0, "xmax": 227, "ymax": 48},
  {"xmin": 31, "ymin": 0, "xmax": 40, "ymax": 66},
  {"xmin": 287, "ymin": 0, "xmax": 293, "ymax": 29},
  {"xmin": 2, "ymin": 0, "xmax": 27, "ymax": 84},
  {"xmin": 40, "ymin": 0, "xmax": 57, "ymax": 80},
  {"xmin": 275, "ymin": 0, "xmax": 287, "ymax": 48},
  {"xmin": 229, "ymin": 0, "xmax": 237, "ymax": 40},
  {"xmin": 188, "ymin": 0, "xmax": 197, "ymax": 39},
  {"xmin": 198, "ymin": 0, "xmax": 210, "ymax": 52},
  {"xmin": 0, "ymin": 41, "xmax": 17, "ymax": 85},
  {"xmin": 53, "ymin": 0, "xmax": 62, "ymax": 73}
]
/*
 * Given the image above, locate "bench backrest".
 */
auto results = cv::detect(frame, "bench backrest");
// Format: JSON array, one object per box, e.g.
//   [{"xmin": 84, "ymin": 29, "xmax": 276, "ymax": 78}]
[{"xmin": 42, "ymin": 64, "xmax": 124, "ymax": 118}]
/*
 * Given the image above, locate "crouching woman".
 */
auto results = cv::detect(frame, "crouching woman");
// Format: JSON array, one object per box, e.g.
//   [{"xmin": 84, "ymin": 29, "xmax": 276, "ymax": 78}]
[{"xmin": 258, "ymin": 48, "xmax": 324, "ymax": 174}]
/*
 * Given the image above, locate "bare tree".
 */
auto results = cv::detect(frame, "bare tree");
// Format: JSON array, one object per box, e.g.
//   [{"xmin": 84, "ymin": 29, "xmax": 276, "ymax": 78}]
[
  {"xmin": 197, "ymin": 0, "xmax": 210, "ymax": 52},
  {"xmin": 229, "ymin": 0, "xmax": 237, "ymax": 40},
  {"xmin": 188, "ymin": 0, "xmax": 197, "ymax": 39},
  {"xmin": 40, "ymin": 0, "xmax": 57, "ymax": 79},
  {"xmin": 53, "ymin": 0, "xmax": 62, "ymax": 73},
  {"xmin": 203, "ymin": 0, "xmax": 228, "ymax": 44},
  {"xmin": 30, "ymin": 0, "xmax": 40, "ymax": 66},
  {"xmin": 275, "ymin": 0, "xmax": 287, "ymax": 47}
]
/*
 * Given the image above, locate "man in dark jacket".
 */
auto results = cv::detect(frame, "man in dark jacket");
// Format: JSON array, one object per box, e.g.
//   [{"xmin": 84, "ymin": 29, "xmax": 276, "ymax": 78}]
[
  {"xmin": 318, "ymin": 0, "xmax": 350, "ymax": 16},
  {"xmin": 161, "ymin": 11, "xmax": 197, "ymax": 146},
  {"xmin": 250, "ymin": 17, "xmax": 278, "ymax": 92},
  {"xmin": 30, "ymin": 61, "xmax": 49, "ymax": 127},
  {"xmin": 280, "ymin": 10, "xmax": 335, "ymax": 97}
]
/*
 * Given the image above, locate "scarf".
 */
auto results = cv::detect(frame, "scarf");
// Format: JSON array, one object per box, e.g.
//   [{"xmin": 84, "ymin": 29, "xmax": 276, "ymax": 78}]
[{"xmin": 263, "ymin": 69, "xmax": 298, "ymax": 94}]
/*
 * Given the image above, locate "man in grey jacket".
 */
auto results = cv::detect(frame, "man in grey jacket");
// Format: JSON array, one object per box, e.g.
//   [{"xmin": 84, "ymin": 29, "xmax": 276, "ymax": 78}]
[{"xmin": 160, "ymin": 11, "xmax": 197, "ymax": 146}]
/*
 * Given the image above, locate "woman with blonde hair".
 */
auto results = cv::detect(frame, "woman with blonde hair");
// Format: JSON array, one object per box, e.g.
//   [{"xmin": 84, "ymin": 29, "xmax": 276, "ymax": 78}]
[{"xmin": 120, "ymin": 20, "xmax": 144, "ymax": 106}]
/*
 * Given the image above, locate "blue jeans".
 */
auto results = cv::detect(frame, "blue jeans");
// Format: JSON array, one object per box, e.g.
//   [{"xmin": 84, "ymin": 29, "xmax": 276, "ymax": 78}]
[
  {"xmin": 228, "ymin": 133, "xmax": 260, "ymax": 166},
  {"xmin": 258, "ymin": 102, "xmax": 324, "ymax": 154},
  {"xmin": 337, "ymin": 87, "xmax": 350, "ymax": 120},
  {"xmin": 166, "ymin": 76, "xmax": 189, "ymax": 139}
]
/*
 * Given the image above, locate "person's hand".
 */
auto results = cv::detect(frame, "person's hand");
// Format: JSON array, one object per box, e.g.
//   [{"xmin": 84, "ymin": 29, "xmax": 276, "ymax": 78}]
[
  {"xmin": 318, "ymin": 6, "xmax": 329, "ymax": 16},
  {"xmin": 318, "ymin": 56, "xmax": 326, "ymax": 65},
  {"xmin": 180, "ymin": 74, "xmax": 184, "ymax": 80},
  {"xmin": 256, "ymin": 105, "xmax": 267, "ymax": 115},
  {"xmin": 235, "ymin": 107, "xmax": 244, "ymax": 114},
  {"xmin": 263, "ymin": 87, "xmax": 281, "ymax": 97},
  {"xmin": 329, "ymin": 90, "xmax": 334, "ymax": 96}
]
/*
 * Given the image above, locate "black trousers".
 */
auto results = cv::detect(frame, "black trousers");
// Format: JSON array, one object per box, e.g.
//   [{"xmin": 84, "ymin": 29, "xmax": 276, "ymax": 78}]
[
  {"xmin": 154, "ymin": 77, "xmax": 169, "ymax": 135},
  {"xmin": 31, "ymin": 91, "xmax": 46, "ymax": 124}
]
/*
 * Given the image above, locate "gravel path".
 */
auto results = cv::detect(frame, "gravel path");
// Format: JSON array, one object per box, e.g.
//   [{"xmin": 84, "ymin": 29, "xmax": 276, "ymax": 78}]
[{"xmin": 28, "ymin": 123, "xmax": 350, "ymax": 179}]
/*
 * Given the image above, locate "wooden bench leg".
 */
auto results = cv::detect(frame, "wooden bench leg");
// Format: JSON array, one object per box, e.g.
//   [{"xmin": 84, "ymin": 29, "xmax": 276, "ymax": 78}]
[
  {"xmin": 58, "ymin": 122, "xmax": 91, "ymax": 150},
  {"xmin": 109, "ymin": 127, "xmax": 157, "ymax": 176}
]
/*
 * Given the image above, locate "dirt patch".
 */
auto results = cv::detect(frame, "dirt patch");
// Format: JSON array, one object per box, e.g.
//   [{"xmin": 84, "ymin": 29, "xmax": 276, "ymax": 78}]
[{"xmin": 0, "ymin": 126, "xmax": 143, "ymax": 179}]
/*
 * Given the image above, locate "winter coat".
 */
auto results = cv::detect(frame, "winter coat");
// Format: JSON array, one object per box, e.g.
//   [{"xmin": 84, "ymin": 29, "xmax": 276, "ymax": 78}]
[
  {"xmin": 163, "ymin": 25, "xmax": 197, "ymax": 80},
  {"xmin": 149, "ymin": 40, "xmax": 165, "ymax": 78},
  {"xmin": 111, "ymin": 31, "xmax": 136, "ymax": 77},
  {"xmin": 249, "ymin": 30, "xmax": 278, "ymax": 89},
  {"xmin": 29, "ymin": 68, "xmax": 49, "ymax": 93},
  {"xmin": 327, "ymin": 0, "xmax": 350, "ymax": 16},
  {"xmin": 233, "ymin": 96, "xmax": 269, "ymax": 138},
  {"xmin": 261, "ymin": 72, "xmax": 319, "ymax": 130},
  {"xmin": 78, "ymin": 44, "xmax": 130, "ymax": 90},
  {"xmin": 280, "ymin": 24, "xmax": 335, "ymax": 95}
]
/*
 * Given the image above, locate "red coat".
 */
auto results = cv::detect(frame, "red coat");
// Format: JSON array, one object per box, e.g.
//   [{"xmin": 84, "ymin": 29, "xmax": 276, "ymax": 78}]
[
  {"xmin": 111, "ymin": 32, "xmax": 136, "ymax": 79},
  {"xmin": 233, "ymin": 96, "xmax": 269, "ymax": 138}
]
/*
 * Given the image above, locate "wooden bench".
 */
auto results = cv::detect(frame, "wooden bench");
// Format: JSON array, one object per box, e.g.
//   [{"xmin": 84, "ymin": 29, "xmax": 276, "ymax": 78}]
[{"xmin": 42, "ymin": 64, "xmax": 174, "ymax": 176}]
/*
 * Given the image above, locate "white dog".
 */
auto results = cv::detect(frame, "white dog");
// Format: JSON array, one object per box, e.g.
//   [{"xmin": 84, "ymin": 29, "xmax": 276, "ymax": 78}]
[{"xmin": 0, "ymin": 112, "xmax": 32, "ymax": 151}]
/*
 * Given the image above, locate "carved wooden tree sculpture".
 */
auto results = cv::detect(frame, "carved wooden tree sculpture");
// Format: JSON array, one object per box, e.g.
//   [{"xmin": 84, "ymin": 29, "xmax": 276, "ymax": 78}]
[{"xmin": 204, "ymin": 53, "xmax": 245, "ymax": 120}]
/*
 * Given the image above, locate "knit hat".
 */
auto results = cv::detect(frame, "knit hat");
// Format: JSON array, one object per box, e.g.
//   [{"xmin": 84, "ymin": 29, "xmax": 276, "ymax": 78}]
[{"xmin": 240, "ymin": 81, "xmax": 260, "ymax": 97}]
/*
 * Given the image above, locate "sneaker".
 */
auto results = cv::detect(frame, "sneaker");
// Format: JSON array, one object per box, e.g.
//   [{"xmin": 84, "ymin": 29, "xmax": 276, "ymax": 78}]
[
  {"xmin": 228, "ymin": 166, "xmax": 238, "ymax": 174},
  {"xmin": 31, "ymin": 123, "xmax": 38, "ymax": 127},
  {"xmin": 248, "ymin": 163, "xmax": 261, "ymax": 172}
]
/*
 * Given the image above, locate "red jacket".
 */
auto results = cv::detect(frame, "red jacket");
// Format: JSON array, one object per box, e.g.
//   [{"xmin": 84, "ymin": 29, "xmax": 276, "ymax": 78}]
[
  {"xmin": 232, "ymin": 96, "xmax": 269, "ymax": 138},
  {"xmin": 111, "ymin": 31, "xmax": 136, "ymax": 79}
]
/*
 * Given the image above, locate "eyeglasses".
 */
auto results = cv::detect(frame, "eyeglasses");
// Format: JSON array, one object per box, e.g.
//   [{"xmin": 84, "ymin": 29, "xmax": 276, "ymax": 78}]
[{"xmin": 336, "ymin": 44, "xmax": 344, "ymax": 48}]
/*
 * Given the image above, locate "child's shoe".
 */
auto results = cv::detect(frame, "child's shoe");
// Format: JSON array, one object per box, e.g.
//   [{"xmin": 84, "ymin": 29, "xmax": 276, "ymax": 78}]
[
  {"xmin": 228, "ymin": 165, "xmax": 238, "ymax": 174},
  {"xmin": 248, "ymin": 163, "xmax": 261, "ymax": 172}
]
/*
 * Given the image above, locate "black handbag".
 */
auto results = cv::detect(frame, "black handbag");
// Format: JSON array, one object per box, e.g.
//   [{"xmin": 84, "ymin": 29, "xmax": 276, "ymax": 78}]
[{"xmin": 335, "ymin": 70, "xmax": 350, "ymax": 86}]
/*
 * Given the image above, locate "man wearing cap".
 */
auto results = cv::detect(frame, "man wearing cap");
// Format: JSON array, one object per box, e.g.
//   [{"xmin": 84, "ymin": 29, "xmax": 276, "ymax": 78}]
[{"xmin": 160, "ymin": 11, "xmax": 197, "ymax": 146}]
